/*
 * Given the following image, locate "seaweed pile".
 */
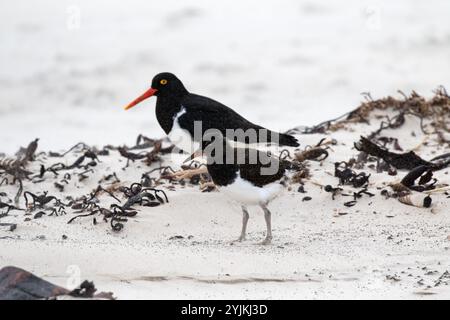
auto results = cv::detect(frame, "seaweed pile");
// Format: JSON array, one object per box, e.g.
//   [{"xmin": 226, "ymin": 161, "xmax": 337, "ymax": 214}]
[
  {"xmin": 290, "ymin": 87, "xmax": 450, "ymax": 136},
  {"xmin": 286, "ymin": 88, "xmax": 450, "ymax": 210},
  {"xmin": 2, "ymin": 89, "xmax": 450, "ymax": 233},
  {"xmin": 0, "ymin": 135, "xmax": 176, "ymax": 232}
]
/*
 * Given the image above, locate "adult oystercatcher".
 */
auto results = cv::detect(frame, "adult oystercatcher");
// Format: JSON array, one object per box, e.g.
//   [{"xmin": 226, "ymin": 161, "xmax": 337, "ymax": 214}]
[
  {"xmin": 188, "ymin": 134, "xmax": 292, "ymax": 245},
  {"xmin": 124, "ymin": 72, "xmax": 299, "ymax": 165}
]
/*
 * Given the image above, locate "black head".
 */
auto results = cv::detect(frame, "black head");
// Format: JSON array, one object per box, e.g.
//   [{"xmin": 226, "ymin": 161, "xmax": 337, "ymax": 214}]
[
  {"xmin": 150, "ymin": 72, "xmax": 188, "ymax": 97},
  {"xmin": 124, "ymin": 72, "xmax": 188, "ymax": 110}
]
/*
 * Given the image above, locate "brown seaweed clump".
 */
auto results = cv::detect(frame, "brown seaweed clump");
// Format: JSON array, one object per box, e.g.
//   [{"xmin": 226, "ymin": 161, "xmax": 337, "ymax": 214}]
[{"xmin": 290, "ymin": 87, "xmax": 450, "ymax": 137}]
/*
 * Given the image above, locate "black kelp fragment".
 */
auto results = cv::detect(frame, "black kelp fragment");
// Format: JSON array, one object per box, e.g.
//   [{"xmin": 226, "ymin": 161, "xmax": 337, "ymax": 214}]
[
  {"xmin": 355, "ymin": 136, "xmax": 449, "ymax": 171},
  {"xmin": 324, "ymin": 185, "xmax": 344, "ymax": 200},
  {"xmin": 0, "ymin": 202, "xmax": 24, "ymax": 215},
  {"xmin": 24, "ymin": 191, "xmax": 69, "ymax": 210},
  {"xmin": 400, "ymin": 166, "xmax": 437, "ymax": 192},
  {"xmin": 423, "ymin": 196, "xmax": 432, "ymax": 208},
  {"xmin": 334, "ymin": 162, "xmax": 370, "ymax": 188},
  {"xmin": 0, "ymin": 139, "xmax": 39, "ymax": 203}
]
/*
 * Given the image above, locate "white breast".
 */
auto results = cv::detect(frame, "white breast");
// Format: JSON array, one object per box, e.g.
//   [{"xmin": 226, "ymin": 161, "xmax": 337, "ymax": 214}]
[
  {"xmin": 218, "ymin": 174, "xmax": 284, "ymax": 206},
  {"xmin": 168, "ymin": 107, "xmax": 199, "ymax": 154}
]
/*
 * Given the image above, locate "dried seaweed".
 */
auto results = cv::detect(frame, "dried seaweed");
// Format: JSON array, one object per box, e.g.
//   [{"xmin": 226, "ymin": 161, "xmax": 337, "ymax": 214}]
[
  {"xmin": 67, "ymin": 182, "xmax": 168, "ymax": 231},
  {"xmin": 118, "ymin": 140, "xmax": 165, "ymax": 168},
  {"xmin": 334, "ymin": 162, "xmax": 371, "ymax": 188},
  {"xmin": 288, "ymin": 88, "xmax": 450, "ymax": 136},
  {"xmin": 68, "ymin": 280, "xmax": 114, "ymax": 299},
  {"xmin": 334, "ymin": 88, "xmax": 450, "ymax": 131},
  {"xmin": 118, "ymin": 147, "xmax": 147, "ymax": 162},
  {"xmin": 354, "ymin": 136, "xmax": 438, "ymax": 170},
  {"xmin": 0, "ymin": 139, "xmax": 39, "ymax": 203},
  {"xmin": 324, "ymin": 185, "xmax": 344, "ymax": 200},
  {"xmin": 400, "ymin": 165, "xmax": 437, "ymax": 192},
  {"xmin": 295, "ymin": 147, "xmax": 329, "ymax": 162},
  {"xmin": 118, "ymin": 183, "xmax": 168, "ymax": 208},
  {"xmin": 0, "ymin": 134, "xmax": 174, "ymax": 233},
  {"xmin": 0, "ymin": 202, "xmax": 24, "ymax": 215},
  {"xmin": 352, "ymin": 188, "xmax": 375, "ymax": 200},
  {"xmin": 37, "ymin": 150, "xmax": 99, "ymax": 180}
]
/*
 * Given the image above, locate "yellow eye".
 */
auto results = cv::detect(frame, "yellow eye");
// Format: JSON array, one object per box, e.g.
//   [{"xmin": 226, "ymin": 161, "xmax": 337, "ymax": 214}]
[{"xmin": 160, "ymin": 79, "xmax": 168, "ymax": 85}]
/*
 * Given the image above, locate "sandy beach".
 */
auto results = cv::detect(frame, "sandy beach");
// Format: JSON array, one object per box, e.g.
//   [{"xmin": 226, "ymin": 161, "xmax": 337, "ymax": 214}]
[
  {"xmin": 2, "ymin": 99, "xmax": 450, "ymax": 299},
  {"xmin": 1, "ymin": 1, "xmax": 450, "ymax": 300}
]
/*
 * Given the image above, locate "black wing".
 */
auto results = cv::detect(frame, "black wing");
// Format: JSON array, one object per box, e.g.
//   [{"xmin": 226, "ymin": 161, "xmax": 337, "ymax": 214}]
[
  {"xmin": 238, "ymin": 149, "xmax": 287, "ymax": 187},
  {"xmin": 179, "ymin": 94, "xmax": 299, "ymax": 147}
]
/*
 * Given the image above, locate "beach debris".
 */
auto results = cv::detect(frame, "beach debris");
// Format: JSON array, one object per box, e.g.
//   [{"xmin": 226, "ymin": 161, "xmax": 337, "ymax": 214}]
[
  {"xmin": 24, "ymin": 191, "xmax": 68, "ymax": 209},
  {"xmin": 37, "ymin": 150, "xmax": 99, "ymax": 180},
  {"xmin": 400, "ymin": 165, "xmax": 437, "ymax": 192},
  {"xmin": 352, "ymin": 188, "xmax": 375, "ymax": 200},
  {"xmin": 22, "ymin": 191, "xmax": 69, "ymax": 217},
  {"xmin": 98, "ymin": 172, "xmax": 120, "ymax": 185},
  {"xmin": 0, "ymin": 138, "xmax": 39, "ymax": 203},
  {"xmin": 33, "ymin": 211, "xmax": 46, "ymax": 219},
  {"xmin": 108, "ymin": 206, "xmax": 138, "ymax": 232},
  {"xmin": 295, "ymin": 146, "xmax": 329, "ymax": 162},
  {"xmin": 334, "ymin": 162, "xmax": 370, "ymax": 188},
  {"xmin": 0, "ymin": 266, "xmax": 113, "ymax": 300},
  {"xmin": 0, "ymin": 223, "xmax": 17, "ymax": 232},
  {"xmin": 132, "ymin": 134, "xmax": 157, "ymax": 150},
  {"xmin": 0, "ymin": 201, "xmax": 24, "ymax": 215},
  {"xmin": 118, "ymin": 147, "xmax": 147, "ymax": 163},
  {"xmin": 355, "ymin": 137, "xmax": 432, "ymax": 170},
  {"xmin": 324, "ymin": 185, "xmax": 343, "ymax": 200},
  {"xmin": 169, "ymin": 235, "xmax": 185, "ymax": 240},
  {"xmin": 290, "ymin": 166, "xmax": 310, "ymax": 184},
  {"xmin": 344, "ymin": 201, "xmax": 357, "ymax": 207},
  {"xmin": 0, "ymin": 266, "xmax": 67, "ymax": 300},
  {"xmin": 398, "ymin": 194, "xmax": 433, "ymax": 208},
  {"xmin": 69, "ymin": 280, "xmax": 114, "ymax": 299},
  {"xmin": 301, "ymin": 88, "xmax": 450, "ymax": 133},
  {"xmin": 423, "ymin": 196, "xmax": 432, "ymax": 208},
  {"xmin": 119, "ymin": 182, "xmax": 168, "ymax": 208},
  {"xmin": 0, "ymin": 134, "xmax": 175, "ymax": 232},
  {"xmin": 118, "ymin": 139, "xmax": 165, "ymax": 167},
  {"xmin": 67, "ymin": 183, "xmax": 168, "ymax": 231},
  {"xmin": 434, "ymin": 271, "xmax": 450, "ymax": 287}
]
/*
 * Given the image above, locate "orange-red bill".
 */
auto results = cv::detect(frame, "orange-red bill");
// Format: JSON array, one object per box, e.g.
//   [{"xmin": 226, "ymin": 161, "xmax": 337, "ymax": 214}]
[{"xmin": 124, "ymin": 88, "xmax": 158, "ymax": 110}]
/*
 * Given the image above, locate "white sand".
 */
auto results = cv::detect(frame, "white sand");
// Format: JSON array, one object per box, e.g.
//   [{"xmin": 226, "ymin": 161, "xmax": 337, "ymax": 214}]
[{"xmin": 1, "ymin": 108, "xmax": 450, "ymax": 299}]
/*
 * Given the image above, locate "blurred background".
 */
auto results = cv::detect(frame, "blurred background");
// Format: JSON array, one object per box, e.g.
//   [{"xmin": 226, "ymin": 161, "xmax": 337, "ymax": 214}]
[{"xmin": 1, "ymin": 0, "xmax": 449, "ymax": 154}]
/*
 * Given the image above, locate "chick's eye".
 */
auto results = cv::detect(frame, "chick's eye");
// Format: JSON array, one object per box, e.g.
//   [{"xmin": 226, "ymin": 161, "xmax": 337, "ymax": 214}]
[{"xmin": 160, "ymin": 79, "xmax": 168, "ymax": 85}]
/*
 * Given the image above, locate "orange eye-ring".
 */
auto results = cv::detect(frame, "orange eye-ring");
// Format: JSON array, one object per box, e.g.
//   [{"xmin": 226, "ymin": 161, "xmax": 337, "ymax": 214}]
[{"xmin": 160, "ymin": 79, "xmax": 168, "ymax": 85}]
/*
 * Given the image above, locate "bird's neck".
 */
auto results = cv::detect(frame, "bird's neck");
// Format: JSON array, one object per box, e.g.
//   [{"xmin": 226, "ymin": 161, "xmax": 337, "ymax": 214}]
[{"xmin": 155, "ymin": 94, "xmax": 186, "ymax": 134}]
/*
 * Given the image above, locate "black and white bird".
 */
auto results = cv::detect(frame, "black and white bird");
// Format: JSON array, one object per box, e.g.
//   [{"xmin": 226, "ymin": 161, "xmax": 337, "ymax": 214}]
[
  {"xmin": 188, "ymin": 135, "xmax": 293, "ymax": 245},
  {"xmin": 124, "ymin": 73, "xmax": 299, "ymax": 161}
]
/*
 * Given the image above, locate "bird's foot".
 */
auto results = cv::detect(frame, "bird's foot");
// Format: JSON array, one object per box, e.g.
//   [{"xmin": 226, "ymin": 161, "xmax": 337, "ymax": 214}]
[
  {"xmin": 258, "ymin": 236, "xmax": 272, "ymax": 246},
  {"xmin": 230, "ymin": 235, "xmax": 246, "ymax": 245},
  {"xmin": 170, "ymin": 167, "xmax": 207, "ymax": 180}
]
